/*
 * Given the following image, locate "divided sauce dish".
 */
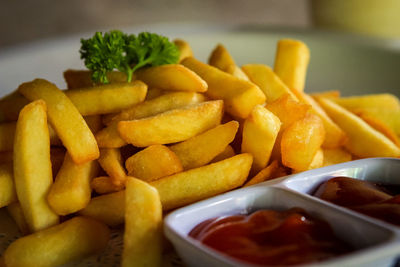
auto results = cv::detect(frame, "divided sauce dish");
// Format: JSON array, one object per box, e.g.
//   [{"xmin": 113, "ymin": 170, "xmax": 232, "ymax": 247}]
[{"xmin": 164, "ymin": 157, "xmax": 400, "ymax": 267}]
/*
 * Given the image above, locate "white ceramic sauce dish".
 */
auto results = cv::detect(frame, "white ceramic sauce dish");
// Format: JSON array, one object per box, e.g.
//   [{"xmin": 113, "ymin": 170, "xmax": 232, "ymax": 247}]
[{"xmin": 164, "ymin": 157, "xmax": 400, "ymax": 267}]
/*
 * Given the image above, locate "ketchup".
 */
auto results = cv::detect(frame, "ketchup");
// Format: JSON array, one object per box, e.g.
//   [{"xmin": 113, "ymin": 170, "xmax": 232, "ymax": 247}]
[
  {"xmin": 314, "ymin": 177, "xmax": 400, "ymax": 226},
  {"xmin": 189, "ymin": 208, "xmax": 352, "ymax": 266}
]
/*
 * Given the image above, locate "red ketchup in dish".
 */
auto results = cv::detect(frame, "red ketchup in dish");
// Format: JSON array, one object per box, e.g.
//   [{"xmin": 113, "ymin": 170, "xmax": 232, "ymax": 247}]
[
  {"xmin": 189, "ymin": 208, "xmax": 353, "ymax": 266},
  {"xmin": 314, "ymin": 176, "xmax": 400, "ymax": 226}
]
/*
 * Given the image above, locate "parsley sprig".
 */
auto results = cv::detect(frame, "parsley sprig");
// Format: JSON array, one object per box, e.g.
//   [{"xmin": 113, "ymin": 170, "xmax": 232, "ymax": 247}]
[{"xmin": 80, "ymin": 31, "xmax": 180, "ymax": 84}]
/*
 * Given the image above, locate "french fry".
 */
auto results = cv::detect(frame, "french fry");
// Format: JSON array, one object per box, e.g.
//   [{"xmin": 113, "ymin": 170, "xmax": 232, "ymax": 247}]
[
  {"xmin": 18, "ymin": 79, "xmax": 99, "ymax": 164},
  {"xmin": 79, "ymin": 190, "xmax": 125, "ymax": 226},
  {"xmin": 125, "ymin": 145, "xmax": 183, "ymax": 182},
  {"xmin": 64, "ymin": 81, "xmax": 147, "ymax": 115},
  {"xmin": 317, "ymin": 97, "xmax": 400, "ymax": 158},
  {"xmin": 63, "ymin": 69, "xmax": 127, "ymax": 89},
  {"xmin": 134, "ymin": 64, "xmax": 207, "ymax": 92},
  {"xmin": 241, "ymin": 105, "xmax": 281, "ymax": 173},
  {"xmin": 47, "ymin": 153, "xmax": 99, "ymax": 215},
  {"xmin": 323, "ymin": 147, "xmax": 352, "ymax": 167},
  {"xmin": 210, "ymin": 145, "xmax": 236, "ymax": 163},
  {"xmin": 241, "ymin": 64, "xmax": 298, "ymax": 102},
  {"xmin": 170, "ymin": 121, "xmax": 239, "ymax": 170},
  {"xmin": 7, "ymin": 202, "xmax": 30, "ymax": 235},
  {"xmin": 98, "ymin": 148, "xmax": 127, "ymax": 186},
  {"xmin": 281, "ymin": 113, "xmax": 325, "ymax": 172},
  {"xmin": 174, "ymin": 39, "xmax": 194, "ymax": 62},
  {"xmin": 91, "ymin": 176, "xmax": 124, "ymax": 194},
  {"xmin": 0, "ymin": 91, "xmax": 29, "ymax": 122},
  {"xmin": 353, "ymin": 108, "xmax": 400, "ymax": 136},
  {"xmin": 0, "ymin": 162, "xmax": 16, "ymax": 208},
  {"xmin": 209, "ymin": 44, "xmax": 249, "ymax": 80},
  {"xmin": 152, "ymin": 153, "xmax": 252, "ymax": 210},
  {"xmin": 244, "ymin": 160, "xmax": 278, "ymax": 187},
  {"xmin": 2, "ymin": 216, "xmax": 110, "ymax": 267},
  {"xmin": 182, "ymin": 57, "xmax": 266, "ymax": 118},
  {"xmin": 122, "ymin": 178, "xmax": 162, "ymax": 267},
  {"xmin": 0, "ymin": 122, "xmax": 16, "ymax": 151},
  {"xmin": 359, "ymin": 113, "xmax": 400, "ymax": 147},
  {"xmin": 118, "ymin": 100, "xmax": 223, "ymax": 147},
  {"xmin": 310, "ymin": 90, "xmax": 340, "ymax": 99},
  {"xmin": 332, "ymin": 93, "xmax": 400, "ymax": 111},
  {"xmin": 13, "ymin": 100, "xmax": 59, "ymax": 232},
  {"xmin": 307, "ymin": 148, "xmax": 324, "ymax": 170},
  {"xmin": 274, "ymin": 39, "xmax": 310, "ymax": 93}
]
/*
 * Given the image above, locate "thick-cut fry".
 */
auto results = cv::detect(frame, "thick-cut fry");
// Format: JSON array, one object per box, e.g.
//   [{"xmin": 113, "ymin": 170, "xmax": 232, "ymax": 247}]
[
  {"xmin": 174, "ymin": 39, "xmax": 194, "ymax": 62},
  {"xmin": 0, "ymin": 122, "xmax": 16, "ymax": 151},
  {"xmin": 0, "ymin": 91, "xmax": 29, "ymax": 122},
  {"xmin": 310, "ymin": 90, "xmax": 340, "ymax": 99},
  {"xmin": 210, "ymin": 145, "xmax": 236, "ymax": 163},
  {"xmin": 125, "ymin": 145, "xmax": 183, "ymax": 182},
  {"xmin": 152, "ymin": 153, "xmax": 253, "ymax": 210},
  {"xmin": 241, "ymin": 105, "xmax": 281, "ymax": 173},
  {"xmin": 47, "ymin": 153, "xmax": 99, "ymax": 215},
  {"xmin": 79, "ymin": 190, "xmax": 125, "ymax": 226},
  {"xmin": 7, "ymin": 202, "xmax": 30, "ymax": 235},
  {"xmin": 170, "ymin": 121, "xmax": 239, "ymax": 170},
  {"xmin": 317, "ymin": 97, "xmax": 400, "ymax": 158},
  {"xmin": 63, "ymin": 69, "xmax": 127, "ymax": 89},
  {"xmin": 135, "ymin": 64, "xmax": 207, "ymax": 92},
  {"xmin": 2, "ymin": 216, "xmax": 110, "ymax": 267},
  {"xmin": 323, "ymin": 147, "xmax": 352, "ymax": 167},
  {"xmin": 299, "ymin": 93, "xmax": 347, "ymax": 148},
  {"xmin": 353, "ymin": 108, "xmax": 400, "ymax": 136},
  {"xmin": 13, "ymin": 100, "xmax": 59, "ymax": 232},
  {"xmin": 209, "ymin": 44, "xmax": 249, "ymax": 80},
  {"xmin": 91, "ymin": 176, "xmax": 125, "ymax": 194},
  {"xmin": 64, "ymin": 81, "xmax": 147, "ymax": 115},
  {"xmin": 118, "ymin": 100, "xmax": 223, "ymax": 147},
  {"xmin": 332, "ymin": 93, "xmax": 400, "ymax": 111},
  {"xmin": 122, "ymin": 178, "xmax": 162, "ymax": 267},
  {"xmin": 244, "ymin": 160, "xmax": 278, "ymax": 187},
  {"xmin": 105, "ymin": 91, "xmax": 206, "ymax": 125},
  {"xmin": 182, "ymin": 57, "xmax": 266, "ymax": 118},
  {"xmin": 281, "ymin": 113, "xmax": 325, "ymax": 172},
  {"xmin": 359, "ymin": 113, "xmax": 400, "ymax": 147},
  {"xmin": 98, "ymin": 148, "xmax": 126, "ymax": 186},
  {"xmin": 274, "ymin": 39, "xmax": 310, "ymax": 93},
  {"xmin": 18, "ymin": 79, "xmax": 99, "ymax": 164},
  {"xmin": 242, "ymin": 64, "xmax": 298, "ymax": 102},
  {"xmin": 0, "ymin": 162, "xmax": 16, "ymax": 208},
  {"xmin": 307, "ymin": 148, "xmax": 324, "ymax": 170}
]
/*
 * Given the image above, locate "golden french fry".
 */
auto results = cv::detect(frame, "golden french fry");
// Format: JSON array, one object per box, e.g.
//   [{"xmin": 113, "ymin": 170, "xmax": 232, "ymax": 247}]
[
  {"xmin": 332, "ymin": 93, "xmax": 400, "ymax": 111},
  {"xmin": 79, "ymin": 190, "xmax": 125, "ymax": 226},
  {"xmin": 0, "ymin": 162, "xmax": 16, "ymax": 208},
  {"xmin": 122, "ymin": 178, "xmax": 162, "ymax": 267},
  {"xmin": 210, "ymin": 145, "xmax": 236, "ymax": 163},
  {"xmin": 299, "ymin": 93, "xmax": 347, "ymax": 148},
  {"xmin": 18, "ymin": 79, "xmax": 99, "ymax": 164},
  {"xmin": 105, "ymin": 91, "xmax": 206, "ymax": 125},
  {"xmin": 182, "ymin": 57, "xmax": 266, "ymax": 119},
  {"xmin": 63, "ymin": 69, "xmax": 127, "ymax": 89},
  {"xmin": 64, "ymin": 81, "xmax": 147, "ymax": 115},
  {"xmin": 135, "ymin": 64, "xmax": 207, "ymax": 92},
  {"xmin": 98, "ymin": 148, "xmax": 126, "ymax": 186},
  {"xmin": 125, "ymin": 145, "xmax": 183, "ymax": 182},
  {"xmin": 7, "ymin": 202, "xmax": 30, "ymax": 236},
  {"xmin": 47, "ymin": 153, "xmax": 99, "ymax": 215},
  {"xmin": 174, "ymin": 39, "xmax": 194, "ymax": 62},
  {"xmin": 244, "ymin": 160, "xmax": 278, "ymax": 187},
  {"xmin": 281, "ymin": 113, "xmax": 325, "ymax": 172},
  {"xmin": 310, "ymin": 90, "xmax": 340, "ymax": 99},
  {"xmin": 323, "ymin": 147, "xmax": 352, "ymax": 167},
  {"xmin": 241, "ymin": 64, "xmax": 298, "ymax": 103},
  {"xmin": 359, "ymin": 113, "xmax": 400, "ymax": 147},
  {"xmin": 13, "ymin": 100, "xmax": 59, "ymax": 232},
  {"xmin": 152, "ymin": 153, "xmax": 252, "ymax": 210},
  {"xmin": 3, "ymin": 216, "xmax": 110, "ymax": 267},
  {"xmin": 118, "ymin": 100, "xmax": 223, "ymax": 147},
  {"xmin": 274, "ymin": 39, "xmax": 310, "ymax": 93},
  {"xmin": 170, "ymin": 121, "xmax": 239, "ymax": 170},
  {"xmin": 91, "ymin": 176, "xmax": 124, "ymax": 194},
  {"xmin": 241, "ymin": 105, "xmax": 281, "ymax": 173},
  {"xmin": 307, "ymin": 148, "xmax": 324, "ymax": 170},
  {"xmin": 352, "ymin": 108, "xmax": 400, "ymax": 136},
  {"xmin": 0, "ymin": 91, "xmax": 29, "ymax": 122},
  {"xmin": 317, "ymin": 97, "xmax": 400, "ymax": 158},
  {"xmin": 0, "ymin": 122, "xmax": 16, "ymax": 151},
  {"xmin": 209, "ymin": 44, "xmax": 249, "ymax": 80}
]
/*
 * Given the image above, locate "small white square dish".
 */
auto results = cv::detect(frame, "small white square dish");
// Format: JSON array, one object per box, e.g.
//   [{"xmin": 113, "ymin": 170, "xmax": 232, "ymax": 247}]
[{"xmin": 164, "ymin": 157, "xmax": 400, "ymax": 267}]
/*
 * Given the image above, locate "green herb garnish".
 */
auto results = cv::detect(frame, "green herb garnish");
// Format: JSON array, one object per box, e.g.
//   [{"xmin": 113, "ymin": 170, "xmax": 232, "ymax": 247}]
[{"xmin": 80, "ymin": 31, "xmax": 180, "ymax": 84}]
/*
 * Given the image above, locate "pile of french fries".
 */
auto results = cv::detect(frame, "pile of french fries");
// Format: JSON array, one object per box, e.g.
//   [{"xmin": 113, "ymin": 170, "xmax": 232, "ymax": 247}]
[{"xmin": 0, "ymin": 37, "xmax": 400, "ymax": 267}]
